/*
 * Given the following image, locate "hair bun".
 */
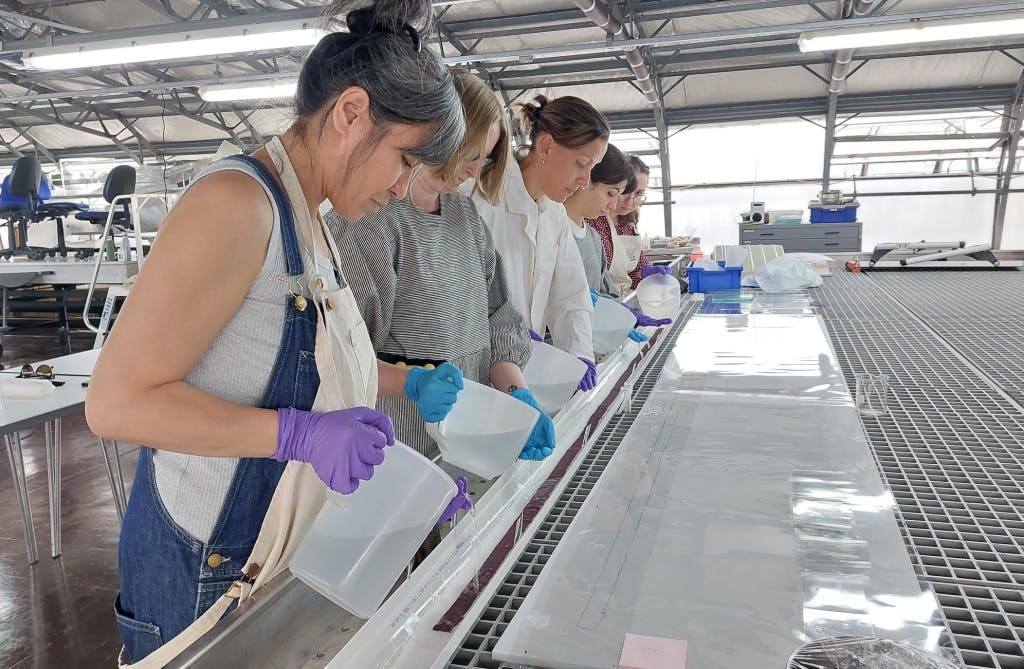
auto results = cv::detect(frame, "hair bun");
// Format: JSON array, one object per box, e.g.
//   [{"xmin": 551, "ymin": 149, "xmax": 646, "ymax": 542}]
[
  {"xmin": 345, "ymin": 6, "xmax": 421, "ymax": 51},
  {"xmin": 518, "ymin": 94, "xmax": 549, "ymax": 126},
  {"xmin": 346, "ymin": 7, "xmax": 384, "ymax": 34}
]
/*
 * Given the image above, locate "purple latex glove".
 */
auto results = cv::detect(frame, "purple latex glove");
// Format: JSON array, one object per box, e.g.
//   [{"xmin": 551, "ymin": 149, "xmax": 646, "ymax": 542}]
[
  {"xmin": 640, "ymin": 264, "xmax": 672, "ymax": 279},
  {"xmin": 624, "ymin": 303, "xmax": 672, "ymax": 328},
  {"xmin": 577, "ymin": 357, "xmax": 597, "ymax": 392},
  {"xmin": 439, "ymin": 475, "xmax": 474, "ymax": 523},
  {"xmin": 274, "ymin": 406, "xmax": 395, "ymax": 494},
  {"xmin": 527, "ymin": 328, "xmax": 544, "ymax": 343}
]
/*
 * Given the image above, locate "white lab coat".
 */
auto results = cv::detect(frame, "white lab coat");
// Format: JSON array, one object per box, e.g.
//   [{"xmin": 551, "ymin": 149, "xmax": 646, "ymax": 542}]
[{"xmin": 469, "ymin": 158, "xmax": 595, "ymax": 360}]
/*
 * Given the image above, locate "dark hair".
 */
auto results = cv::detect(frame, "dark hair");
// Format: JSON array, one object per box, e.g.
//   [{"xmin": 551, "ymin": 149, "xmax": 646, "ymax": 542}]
[
  {"xmin": 622, "ymin": 154, "xmax": 650, "ymax": 194},
  {"xmin": 295, "ymin": 0, "xmax": 465, "ymax": 166},
  {"xmin": 590, "ymin": 144, "xmax": 633, "ymax": 189},
  {"xmin": 515, "ymin": 95, "xmax": 609, "ymax": 150}
]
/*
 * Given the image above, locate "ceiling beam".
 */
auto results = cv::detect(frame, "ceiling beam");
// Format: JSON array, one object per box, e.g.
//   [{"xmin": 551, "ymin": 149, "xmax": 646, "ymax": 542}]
[{"xmin": 132, "ymin": 0, "xmax": 187, "ymax": 21}]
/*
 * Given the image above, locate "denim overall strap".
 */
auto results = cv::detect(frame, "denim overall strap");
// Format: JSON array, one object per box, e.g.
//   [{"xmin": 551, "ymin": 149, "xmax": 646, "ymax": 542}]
[{"xmin": 115, "ymin": 155, "xmax": 321, "ymax": 664}]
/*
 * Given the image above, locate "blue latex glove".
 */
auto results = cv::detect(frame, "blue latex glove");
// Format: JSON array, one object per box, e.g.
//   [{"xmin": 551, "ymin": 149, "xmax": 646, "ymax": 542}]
[
  {"xmin": 577, "ymin": 357, "xmax": 597, "ymax": 392},
  {"xmin": 589, "ymin": 288, "xmax": 599, "ymax": 306},
  {"xmin": 274, "ymin": 406, "xmax": 395, "ymax": 494},
  {"xmin": 624, "ymin": 303, "xmax": 672, "ymax": 328},
  {"xmin": 405, "ymin": 362, "xmax": 464, "ymax": 423},
  {"xmin": 510, "ymin": 388, "xmax": 556, "ymax": 461},
  {"xmin": 628, "ymin": 328, "xmax": 648, "ymax": 343},
  {"xmin": 640, "ymin": 264, "xmax": 672, "ymax": 279},
  {"xmin": 527, "ymin": 328, "xmax": 544, "ymax": 343},
  {"xmin": 439, "ymin": 475, "xmax": 473, "ymax": 523}
]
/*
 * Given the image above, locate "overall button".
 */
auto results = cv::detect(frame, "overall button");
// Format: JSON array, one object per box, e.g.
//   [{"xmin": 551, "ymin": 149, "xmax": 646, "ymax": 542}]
[{"xmin": 207, "ymin": 554, "xmax": 224, "ymax": 569}]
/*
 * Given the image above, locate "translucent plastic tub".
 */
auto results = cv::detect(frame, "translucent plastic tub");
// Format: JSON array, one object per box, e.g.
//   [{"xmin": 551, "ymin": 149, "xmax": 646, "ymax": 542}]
[
  {"xmin": 635, "ymin": 273, "xmax": 681, "ymax": 320},
  {"xmin": 523, "ymin": 340, "xmax": 588, "ymax": 415},
  {"xmin": 425, "ymin": 379, "xmax": 539, "ymax": 479},
  {"xmin": 289, "ymin": 441, "xmax": 456, "ymax": 618},
  {"xmin": 592, "ymin": 296, "xmax": 636, "ymax": 356}
]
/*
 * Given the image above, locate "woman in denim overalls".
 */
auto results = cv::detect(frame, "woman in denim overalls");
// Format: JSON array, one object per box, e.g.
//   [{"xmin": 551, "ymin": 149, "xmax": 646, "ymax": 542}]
[{"xmin": 86, "ymin": 1, "xmax": 467, "ymax": 665}]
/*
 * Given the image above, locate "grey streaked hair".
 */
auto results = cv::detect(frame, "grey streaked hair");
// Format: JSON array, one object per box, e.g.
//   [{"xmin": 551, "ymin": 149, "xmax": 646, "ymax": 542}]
[{"xmin": 295, "ymin": 0, "xmax": 465, "ymax": 167}]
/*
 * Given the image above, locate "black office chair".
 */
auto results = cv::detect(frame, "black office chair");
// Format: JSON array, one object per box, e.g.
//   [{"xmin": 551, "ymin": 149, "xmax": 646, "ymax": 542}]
[{"xmin": 75, "ymin": 165, "xmax": 137, "ymax": 229}]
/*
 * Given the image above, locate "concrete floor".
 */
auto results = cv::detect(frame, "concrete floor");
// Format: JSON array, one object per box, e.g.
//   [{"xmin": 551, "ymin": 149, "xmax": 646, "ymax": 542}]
[{"xmin": 0, "ymin": 331, "xmax": 134, "ymax": 669}]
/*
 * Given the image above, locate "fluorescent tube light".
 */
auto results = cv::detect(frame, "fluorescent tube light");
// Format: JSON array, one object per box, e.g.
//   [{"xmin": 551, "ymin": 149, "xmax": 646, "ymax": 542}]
[
  {"xmin": 199, "ymin": 79, "xmax": 298, "ymax": 102},
  {"xmin": 798, "ymin": 13, "xmax": 1024, "ymax": 52},
  {"xmin": 23, "ymin": 25, "xmax": 325, "ymax": 70}
]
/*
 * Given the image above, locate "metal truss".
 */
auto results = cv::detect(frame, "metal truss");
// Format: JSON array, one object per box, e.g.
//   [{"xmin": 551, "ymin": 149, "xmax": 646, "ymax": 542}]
[{"xmin": 0, "ymin": 0, "xmax": 1017, "ymax": 169}]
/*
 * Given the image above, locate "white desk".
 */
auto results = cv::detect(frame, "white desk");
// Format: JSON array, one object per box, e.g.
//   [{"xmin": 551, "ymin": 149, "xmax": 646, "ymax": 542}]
[
  {"xmin": 0, "ymin": 258, "xmax": 136, "ymax": 285},
  {"xmin": 2, "ymin": 349, "xmax": 123, "ymax": 564}
]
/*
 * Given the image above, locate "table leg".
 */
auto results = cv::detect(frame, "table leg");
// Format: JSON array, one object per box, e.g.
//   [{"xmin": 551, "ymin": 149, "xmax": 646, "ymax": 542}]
[
  {"xmin": 112, "ymin": 440, "xmax": 127, "ymax": 510},
  {"xmin": 45, "ymin": 420, "xmax": 61, "ymax": 558},
  {"xmin": 6, "ymin": 432, "xmax": 38, "ymax": 564},
  {"xmin": 97, "ymin": 437, "xmax": 126, "ymax": 522}
]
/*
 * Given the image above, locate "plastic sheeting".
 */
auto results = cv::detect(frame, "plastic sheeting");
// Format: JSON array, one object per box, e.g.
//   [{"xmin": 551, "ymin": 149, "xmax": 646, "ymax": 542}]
[
  {"xmin": 491, "ymin": 303, "xmax": 950, "ymax": 669},
  {"xmin": 788, "ymin": 636, "xmax": 959, "ymax": 669}
]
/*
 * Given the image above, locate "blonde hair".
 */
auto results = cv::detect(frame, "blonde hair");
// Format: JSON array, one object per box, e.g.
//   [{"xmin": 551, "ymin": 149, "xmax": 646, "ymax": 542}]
[{"xmin": 433, "ymin": 69, "xmax": 509, "ymax": 204}]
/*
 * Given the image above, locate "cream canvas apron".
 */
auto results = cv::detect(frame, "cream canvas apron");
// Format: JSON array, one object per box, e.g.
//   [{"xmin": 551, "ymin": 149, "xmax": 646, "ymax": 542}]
[
  {"xmin": 123, "ymin": 137, "xmax": 378, "ymax": 668},
  {"xmin": 608, "ymin": 218, "xmax": 644, "ymax": 295}
]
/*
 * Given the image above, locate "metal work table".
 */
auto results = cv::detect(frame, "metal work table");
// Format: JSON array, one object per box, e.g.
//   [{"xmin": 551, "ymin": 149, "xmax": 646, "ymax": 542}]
[
  {"xmin": 814, "ymin": 268, "xmax": 1024, "ymax": 669},
  {"xmin": 144, "ymin": 269, "xmax": 1024, "ymax": 669},
  {"xmin": 491, "ymin": 306, "xmax": 946, "ymax": 668}
]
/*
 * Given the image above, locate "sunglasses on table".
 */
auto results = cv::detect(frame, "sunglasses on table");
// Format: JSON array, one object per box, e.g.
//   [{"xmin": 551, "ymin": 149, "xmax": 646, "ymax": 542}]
[{"xmin": 18, "ymin": 364, "xmax": 64, "ymax": 386}]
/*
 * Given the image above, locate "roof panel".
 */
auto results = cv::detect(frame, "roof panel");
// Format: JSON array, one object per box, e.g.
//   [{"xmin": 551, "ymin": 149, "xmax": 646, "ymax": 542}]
[
  {"xmin": 664, "ymin": 66, "xmax": 830, "ymax": 108},
  {"xmin": 843, "ymin": 51, "xmax": 1021, "ymax": 96}
]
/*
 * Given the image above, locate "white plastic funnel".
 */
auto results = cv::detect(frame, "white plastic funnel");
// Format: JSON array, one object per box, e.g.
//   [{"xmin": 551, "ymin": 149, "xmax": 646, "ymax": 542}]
[
  {"xmin": 289, "ymin": 441, "xmax": 456, "ymax": 618},
  {"xmin": 425, "ymin": 379, "xmax": 539, "ymax": 479},
  {"xmin": 523, "ymin": 340, "xmax": 588, "ymax": 415},
  {"xmin": 592, "ymin": 296, "xmax": 636, "ymax": 356},
  {"xmin": 635, "ymin": 274, "xmax": 681, "ymax": 321}
]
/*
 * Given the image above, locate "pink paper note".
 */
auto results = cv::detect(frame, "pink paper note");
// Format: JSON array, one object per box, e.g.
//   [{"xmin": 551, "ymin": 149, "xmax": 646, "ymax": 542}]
[{"xmin": 619, "ymin": 633, "xmax": 688, "ymax": 669}]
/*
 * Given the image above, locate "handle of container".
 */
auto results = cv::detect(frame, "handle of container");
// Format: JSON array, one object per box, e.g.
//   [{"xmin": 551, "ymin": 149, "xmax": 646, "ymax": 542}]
[
  {"xmin": 825, "ymin": 242, "xmax": 840, "ymax": 247},
  {"xmin": 825, "ymin": 230, "xmax": 839, "ymax": 235},
  {"xmin": 758, "ymin": 232, "xmax": 774, "ymax": 237}
]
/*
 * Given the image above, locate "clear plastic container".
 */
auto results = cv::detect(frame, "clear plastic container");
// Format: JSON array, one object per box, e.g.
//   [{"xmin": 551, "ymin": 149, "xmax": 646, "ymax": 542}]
[
  {"xmin": 592, "ymin": 296, "xmax": 636, "ymax": 356},
  {"xmin": 289, "ymin": 441, "xmax": 456, "ymax": 618},
  {"xmin": 425, "ymin": 379, "xmax": 539, "ymax": 479},
  {"xmin": 723, "ymin": 245, "xmax": 749, "ymax": 269},
  {"xmin": 635, "ymin": 273, "xmax": 681, "ymax": 321},
  {"xmin": 523, "ymin": 340, "xmax": 588, "ymax": 415}
]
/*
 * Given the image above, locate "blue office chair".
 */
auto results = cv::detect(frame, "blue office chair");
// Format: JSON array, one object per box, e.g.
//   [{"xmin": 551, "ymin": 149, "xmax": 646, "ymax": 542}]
[{"xmin": 0, "ymin": 157, "xmax": 86, "ymax": 258}]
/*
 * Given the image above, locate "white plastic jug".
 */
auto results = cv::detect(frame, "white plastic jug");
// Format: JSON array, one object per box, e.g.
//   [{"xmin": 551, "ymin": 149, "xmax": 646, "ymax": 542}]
[
  {"xmin": 635, "ymin": 273, "xmax": 681, "ymax": 321},
  {"xmin": 523, "ymin": 340, "xmax": 588, "ymax": 415},
  {"xmin": 425, "ymin": 379, "xmax": 539, "ymax": 479},
  {"xmin": 592, "ymin": 296, "xmax": 637, "ymax": 357},
  {"xmin": 289, "ymin": 441, "xmax": 456, "ymax": 618}
]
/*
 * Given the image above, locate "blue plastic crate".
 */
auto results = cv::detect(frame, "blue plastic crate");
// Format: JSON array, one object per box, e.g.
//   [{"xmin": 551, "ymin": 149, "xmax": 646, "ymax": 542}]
[
  {"xmin": 809, "ymin": 202, "xmax": 858, "ymax": 223},
  {"xmin": 686, "ymin": 261, "xmax": 742, "ymax": 293}
]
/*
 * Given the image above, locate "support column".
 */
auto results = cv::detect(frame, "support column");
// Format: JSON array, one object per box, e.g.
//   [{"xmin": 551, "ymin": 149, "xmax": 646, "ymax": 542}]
[
  {"xmin": 993, "ymin": 70, "xmax": 1024, "ymax": 250},
  {"xmin": 654, "ymin": 105, "xmax": 673, "ymax": 236},
  {"xmin": 822, "ymin": 91, "xmax": 839, "ymax": 193}
]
